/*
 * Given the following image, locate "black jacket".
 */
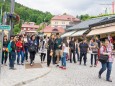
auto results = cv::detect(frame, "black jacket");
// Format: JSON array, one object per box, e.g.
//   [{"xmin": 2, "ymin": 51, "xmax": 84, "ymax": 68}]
[
  {"xmin": 69, "ymin": 41, "xmax": 75, "ymax": 51},
  {"xmin": 11, "ymin": 41, "xmax": 16, "ymax": 52}
]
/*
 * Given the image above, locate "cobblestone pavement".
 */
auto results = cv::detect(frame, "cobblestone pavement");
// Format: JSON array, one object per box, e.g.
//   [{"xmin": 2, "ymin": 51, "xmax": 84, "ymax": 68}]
[
  {"xmin": 24, "ymin": 53, "xmax": 115, "ymax": 86},
  {"xmin": 0, "ymin": 53, "xmax": 51, "ymax": 86}
]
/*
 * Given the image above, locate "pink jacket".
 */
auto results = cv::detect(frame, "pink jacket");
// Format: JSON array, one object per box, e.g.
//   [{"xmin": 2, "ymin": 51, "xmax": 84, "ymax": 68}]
[{"xmin": 100, "ymin": 44, "xmax": 114, "ymax": 62}]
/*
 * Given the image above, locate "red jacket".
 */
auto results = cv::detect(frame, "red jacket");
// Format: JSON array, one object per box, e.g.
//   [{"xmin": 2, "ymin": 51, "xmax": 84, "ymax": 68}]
[{"xmin": 16, "ymin": 41, "xmax": 24, "ymax": 52}]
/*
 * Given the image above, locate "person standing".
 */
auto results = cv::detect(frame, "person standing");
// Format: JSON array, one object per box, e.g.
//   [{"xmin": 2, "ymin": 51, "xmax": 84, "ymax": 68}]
[
  {"xmin": 47, "ymin": 34, "xmax": 55, "ymax": 67},
  {"xmin": 2, "ymin": 35, "xmax": 9, "ymax": 66},
  {"xmin": 55, "ymin": 33, "xmax": 62, "ymax": 66},
  {"xmin": 29, "ymin": 35, "xmax": 37, "ymax": 66},
  {"xmin": 24, "ymin": 35, "xmax": 28, "ymax": 62},
  {"xmin": 79, "ymin": 39, "xmax": 89, "ymax": 66},
  {"xmin": 75, "ymin": 39, "xmax": 80, "ymax": 61},
  {"xmin": 16, "ymin": 36, "xmax": 25, "ymax": 65},
  {"xmin": 69, "ymin": 37, "xmax": 76, "ymax": 63},
  {"xmin": 60, "ymin": 38, "xmax": 69, "ymax": 70},
  {"xmin": 9, "ymin": 36, "xmax": 16, "ymax": 70},
  {"xmin": 89, "ymin": 39, "xmax": 98, "ymax": 67},
  {"xmin": 99, "ymin": 39, "xmax": 113, "ymax": 82},
  {"xmin": 39, "ymin": 36, "xmax": 47, "ymax": 63}
]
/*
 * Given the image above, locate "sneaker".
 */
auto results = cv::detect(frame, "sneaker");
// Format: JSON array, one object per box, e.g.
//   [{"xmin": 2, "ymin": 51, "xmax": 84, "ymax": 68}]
[
  {"xmin": 21, "ymin": 63, "xmax": 24, "ymax": 65},
  {"xmin": 17, "ymin": 63, "xmax": 21, "ymax": 65},
  {"xmin": 4, "ymin": 63, "xmax": 7, "ymax": 66},
  {"xmin": 59, "ymin": 66, "xmax": 63, "ymax": 68},
  {"xmin": 98, "ymin": 74, "xmax": 101, "ymax": 79},
  {"xmin": 84, "ymin": 64, "xmax": 86, "ymax": 66},
  {"xmin": 56, "ymin": 65, "xmax": 59, "ymax": 67},
  {"xmin": 30, "ymin": 64, "xmax": 33, "ymax": 66},
  {"xmin": 62, "ymin": 67, "xmax": 66, "ymax": 70},
  {"xmin": 90, "ymin": 65, "xmax": 93, "ymax": 67},
  {"xmin": 94, "ymin": 65, "xmax": 97, "ymax": 67},
  {"xmin": 106, "ymin": 79, "xmax": 112, "ymax": 82}
]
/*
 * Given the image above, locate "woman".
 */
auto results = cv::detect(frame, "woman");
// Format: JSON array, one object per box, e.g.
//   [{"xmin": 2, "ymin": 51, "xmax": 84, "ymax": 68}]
[
  {"xmin": 60, "ymin": 38, "xmax": 69, "ymax": 70},
  {"xmin": 69, "ymin": 37, "xmax": 76, "ymax": 63},
  {"xmin": 99, "ymin": 39, "xmax": 113, "ymax": 82},
  {"xmin": 2, "ymin": 35, "xmax": 8, "ymax": 66},
  {"xmin": 29, "ymin": 35, "xmax": 37, "ymax": 66},
  {"xmin": 89, "ymin": 39, "xmax": 98, "ymax": 67},
  {"xmin": 75, "ymin": 39, "xmax": 80, "ymax": 61},
  {"xmin": 47, "ymin": 34, "xmax": 55, "ymax": 67},
  {"xmin": 16, "ymin": 36, "xmax": 25, "ymax": 65},
  {"xmin": 39, "ymin": 36, "xmax": 47, "ymax": 63}
]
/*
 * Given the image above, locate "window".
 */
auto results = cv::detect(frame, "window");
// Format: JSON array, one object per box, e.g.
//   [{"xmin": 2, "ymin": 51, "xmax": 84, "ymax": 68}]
[
  {"xmin": 55, "ymin": 22, "xmax": 58, "ymax": 24},
  {"xmin": 24, "ymin": 28, "xmax": 26, "ymax": 30},
  {"xmin": 62, "ymin": 22, "xmax": 65, "ymax": 24}
]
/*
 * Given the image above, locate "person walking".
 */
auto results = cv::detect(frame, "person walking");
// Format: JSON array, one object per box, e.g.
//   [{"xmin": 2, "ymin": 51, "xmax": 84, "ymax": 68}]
[
  {"xmin": 2, "ymin": 35, "xmax": 9, "ymax": 66},
  {"xmin": 47, "ymin": 34, "xmax": 55, "ymax": 67},
  {"xmin": 98, "ymin": 39, "xmax": 114, "ymax": 82},
  {"xmin": 16, "ymin": 36, "xmax": 25, "ymax": 65},
  {"xmin": 28, "ymin": 35, "xmax": 37, "ymax": 66},
  {"xmin": 89, "ymin": 39, "xmax": 98, "ymax": 67},
  {"xmin": 79, "ymin": 39, "xmax": 89, "ymax": 66},
  {"xmin": 60, "ymin": 38, "xmax": 69, "ymax": 70},
  {"xmin": 69, "ymin": 37, "xmax": 76, "ymax": 63},
  {"xmin": 9, "ymin": 35, "xmax": 16, "ymax": 70},
  {"xmin": 55, "ymin": 33, "xmax": 62, "ymax": 66},
  {"xmin": 39, "ymin": 36, "xmax": 47, "ymax": 63},
  {"xmin": 24, "ymin": 35, "xmax": 28, "ymax": 62}
]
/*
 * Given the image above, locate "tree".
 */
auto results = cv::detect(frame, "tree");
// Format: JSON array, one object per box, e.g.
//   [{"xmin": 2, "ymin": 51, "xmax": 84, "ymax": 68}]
[{"xmin": 13, "ymin": 24, "xmax": 20, "ymax": 35}]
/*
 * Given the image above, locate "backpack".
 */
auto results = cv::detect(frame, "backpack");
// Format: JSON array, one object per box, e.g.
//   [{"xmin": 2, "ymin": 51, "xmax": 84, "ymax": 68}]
[{"xmin": 7, "ymin": 42, "xmax": 12, "ymax": 52}]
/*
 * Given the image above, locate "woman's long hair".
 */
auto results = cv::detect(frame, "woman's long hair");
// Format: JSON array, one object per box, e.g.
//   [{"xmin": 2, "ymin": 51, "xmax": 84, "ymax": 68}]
[{"xmin": 63, "ymin": 38, "xmax": 68, "ymax": 47}]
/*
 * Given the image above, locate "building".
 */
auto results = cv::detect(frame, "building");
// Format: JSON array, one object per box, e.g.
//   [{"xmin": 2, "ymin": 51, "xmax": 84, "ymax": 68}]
[
  {"xmin": 61, "ymin": 17, "xmax": 108, "ymax": 38},
  {"xmin": 41, "ymin": 26, "xmax": 65, "ymax": 37},
  {"xmin": 21, "ymin": 22, "xmax": 39, "ymax": 34},
  {"xmin": 51, "ymin": 14, "xmax": 80, "ymax": 29}
]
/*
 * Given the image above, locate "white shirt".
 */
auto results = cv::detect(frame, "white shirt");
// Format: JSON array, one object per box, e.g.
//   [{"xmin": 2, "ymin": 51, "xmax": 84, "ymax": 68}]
[{"xmin": 63, "ymin": 43, "xmax": 69, "ymax": 53}]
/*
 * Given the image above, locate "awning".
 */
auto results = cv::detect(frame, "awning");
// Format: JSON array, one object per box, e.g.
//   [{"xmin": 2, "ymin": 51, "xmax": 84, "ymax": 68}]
[
  {"xmin": 71, "ymin": 30, "xmax": 87, "ymax": 37},
  {"xmin": 87, "ymin": 26, "xmax": 115, "ymax": 36},
  {"xmin": 61, "ymin": 31, "xmax": 76, "ymax": 38}
]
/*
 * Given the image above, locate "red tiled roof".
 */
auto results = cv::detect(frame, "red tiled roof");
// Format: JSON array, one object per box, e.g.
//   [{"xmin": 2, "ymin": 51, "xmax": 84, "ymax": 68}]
[
  {"xmin": 42, "ymin": 26, "xmax": 65, "ymax": 33},
  {"xmin": 52, "ymin": 14, "xmax": 80, "ymax": 22},
  {"xmin": 22, "ymin": 24, "xmax": 39, "ymax": 29}
]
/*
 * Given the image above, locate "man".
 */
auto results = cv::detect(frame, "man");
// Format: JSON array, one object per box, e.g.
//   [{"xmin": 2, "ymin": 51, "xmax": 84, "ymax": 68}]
[
  {"xmin": 79, "ymin": 39, "xmax": 89, "ymax": 66},
  {"xmin": 9, "ymin": 35, "xmax": 16, "ymax": 70},
  {"xmin": 55, "ymin": 33, "xmax": 62, "ymax": 66}
]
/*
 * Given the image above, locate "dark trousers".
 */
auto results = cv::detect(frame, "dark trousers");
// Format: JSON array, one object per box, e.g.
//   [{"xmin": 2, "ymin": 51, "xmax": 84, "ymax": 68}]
[
  {"xmin": 30, "ymin": 52, "xmax": 36, "ymax": 64},
  {"xmin": 70, "ymin": 50, "xmax": 76, "ymax": 63},
  {"xmin": 47, "ymin": 50, "xmax": 52, "ymax": 66},
  {"xmin": 91, "ymin": 54, "xmax": 97, "ymax": 65},
  {"xmin": 41, "ymin": 53, "xmax": 46, "ymax": 62},
  {"xmin": 2, "ymin": 51, "xmax": 8, "ymax": 64},
  {"xmin": 76, "ymin": 52, "xmax": 80, "ymax": 61},
  {"xmin": 99, "ymin": 62, "xmax": 112, "ymax": 80},
  {"xmin": 52, "ymin": 50, "xmax": 57, "ymax": 64},
  {"xmin": 9, "ymin": 51, "xmax": 16, "ymax": 68},
  {"xmin": 25, "ymin": 48, "xmax": 28, "ymax": 60},
  {"xmin": 80, "ymin": 52, "xmax": 87, "ymax": 65}
]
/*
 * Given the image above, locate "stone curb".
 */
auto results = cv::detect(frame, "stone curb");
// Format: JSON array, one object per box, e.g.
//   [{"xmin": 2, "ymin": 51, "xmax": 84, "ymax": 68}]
[{"xmin": 14, "ymin": 68, "xmax": 52, "ymax": 86}]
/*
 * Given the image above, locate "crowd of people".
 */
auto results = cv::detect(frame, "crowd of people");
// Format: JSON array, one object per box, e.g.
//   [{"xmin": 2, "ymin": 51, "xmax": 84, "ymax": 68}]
[{"xmin": 1, "ymin": 33, "xmax": 115, "ymax": 82}]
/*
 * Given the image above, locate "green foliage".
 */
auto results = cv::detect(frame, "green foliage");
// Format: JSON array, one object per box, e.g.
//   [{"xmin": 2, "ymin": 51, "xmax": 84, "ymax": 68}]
[
  {"xmin": 0, "ymin": 0, "xmax": 53, "ymax": 24},
  {"xmin": 13, "ymin": 24, "xmax": 21, "ymax": 35},
  {"xmin": 37, "ymin": 24, "xmax": 45, "ymax": 32}
]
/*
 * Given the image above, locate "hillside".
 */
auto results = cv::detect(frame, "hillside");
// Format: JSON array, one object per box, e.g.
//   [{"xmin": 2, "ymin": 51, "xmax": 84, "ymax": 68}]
[{"xmin": 0, "ymin": 0, "xmax": 53, "ymax": 24}]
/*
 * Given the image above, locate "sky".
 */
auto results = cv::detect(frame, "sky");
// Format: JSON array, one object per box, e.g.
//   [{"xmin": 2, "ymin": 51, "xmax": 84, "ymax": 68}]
[{"xmin": 15, "ymin": 0, "xmax": 114, "ymax": 16}]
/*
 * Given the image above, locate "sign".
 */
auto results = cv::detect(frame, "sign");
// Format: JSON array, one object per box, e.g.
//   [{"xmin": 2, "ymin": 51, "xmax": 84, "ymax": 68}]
[
  {"xmin": 0, "ymin": 31, "xmax": 3, "ymax": 74},
  {"xmin": 0, "ymin": 25, "xmax": 11, "ymax": 30}
]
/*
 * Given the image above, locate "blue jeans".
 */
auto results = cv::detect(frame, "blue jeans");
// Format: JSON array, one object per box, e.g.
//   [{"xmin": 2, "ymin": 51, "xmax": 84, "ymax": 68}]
[
  {"xmin": 61, "ymin": 52, "xmax": 67, "ymax": 67},
  {"xmin": 17, "ymin": 50, "xmax": 24, "ymax": 64},
  {"xmin": 99, "ymin": 62, "xmax": 112, "ymax": 80},
  {"xmin": 9, "ymin": 51, "xmax": 16, "ymax": 68}
]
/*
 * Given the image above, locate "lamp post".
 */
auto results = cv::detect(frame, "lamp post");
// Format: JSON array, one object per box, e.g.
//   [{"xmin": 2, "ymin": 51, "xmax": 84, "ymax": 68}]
[{"xmin": 8, "ymin": 0, "xmax": 15, "ymax": 39}]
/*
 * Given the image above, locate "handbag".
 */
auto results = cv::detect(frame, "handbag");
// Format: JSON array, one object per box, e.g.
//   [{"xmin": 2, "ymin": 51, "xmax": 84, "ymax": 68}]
[
  {"xmin": 99, "ymin": 54, "xmax": 109, "ymax": 63},
  {"xmin": 92, "ymin": 48, "xmax": 98, "ymax": 53},
  {"xmin": 28, "ymin": 44, "xmax": 36, "ymax": 52}
]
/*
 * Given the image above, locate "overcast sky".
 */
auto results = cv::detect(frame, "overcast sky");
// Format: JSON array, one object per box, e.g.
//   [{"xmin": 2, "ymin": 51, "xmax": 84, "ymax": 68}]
[{"xmin": 15, "ymin": 0, "xmax": 114, "ymax": 16}]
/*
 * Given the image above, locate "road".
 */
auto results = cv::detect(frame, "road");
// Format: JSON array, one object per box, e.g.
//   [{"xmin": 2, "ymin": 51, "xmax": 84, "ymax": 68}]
[{"xmin": 23, "ymin": 53, "xmax": 115, "ymax": 86}]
